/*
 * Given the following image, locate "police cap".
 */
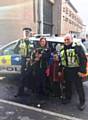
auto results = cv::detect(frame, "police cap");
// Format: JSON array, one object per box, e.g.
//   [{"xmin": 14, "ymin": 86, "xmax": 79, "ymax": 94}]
[{"xmin": 22, "ymin": 27, "xmax": 32, "ymax": 32}]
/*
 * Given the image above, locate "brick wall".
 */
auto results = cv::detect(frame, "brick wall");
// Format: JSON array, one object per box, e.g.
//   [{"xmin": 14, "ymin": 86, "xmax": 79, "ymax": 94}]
[{"xmin": 0, "ymin": 0, "xmax": 37, "ymax": 46}]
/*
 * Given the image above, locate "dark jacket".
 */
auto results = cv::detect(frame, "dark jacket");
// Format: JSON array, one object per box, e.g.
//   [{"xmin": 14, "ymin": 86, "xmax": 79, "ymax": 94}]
[
  {"xmin": 32, "ymin": 46, "xmax": 50, "ymax": 72},
  {"xmin": 75, "ymin": 44, "xmax": 87, "ymax": 73},
  {"xmin": 34, "ymin": 47, "xmax": 51, "ymax": 71}
]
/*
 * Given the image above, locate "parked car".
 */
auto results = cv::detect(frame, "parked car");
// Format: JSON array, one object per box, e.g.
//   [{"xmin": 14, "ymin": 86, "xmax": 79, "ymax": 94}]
[{"xmin": 0, "ymin": 36, "xmax": 87, "ymax": 77}]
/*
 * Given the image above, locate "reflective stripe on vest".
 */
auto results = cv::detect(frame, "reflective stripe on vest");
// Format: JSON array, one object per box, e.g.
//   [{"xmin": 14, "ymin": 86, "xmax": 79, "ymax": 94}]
[{"xmin": 60, "ymin": 48, "xmax": 79, "ymax": 67}]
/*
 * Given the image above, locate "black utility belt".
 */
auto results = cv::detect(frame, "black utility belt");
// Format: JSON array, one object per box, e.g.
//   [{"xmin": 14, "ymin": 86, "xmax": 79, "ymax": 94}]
[{"xmin": 64, "ymin": 66, "xmax": 79, "ymax": 70}]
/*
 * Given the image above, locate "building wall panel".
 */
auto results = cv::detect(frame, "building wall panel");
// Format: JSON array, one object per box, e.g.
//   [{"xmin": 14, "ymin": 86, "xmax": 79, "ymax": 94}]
[{"xmin": 0, "ymin": 0, "xmax": 36, "ymax": 46}]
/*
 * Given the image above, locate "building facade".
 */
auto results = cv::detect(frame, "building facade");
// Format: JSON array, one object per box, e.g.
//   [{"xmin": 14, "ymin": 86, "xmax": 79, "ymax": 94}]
[
  {"xmin": 0, "ymin": 0, "xmax": 37, "ymax": 46},
  {"xmin": 0, "ymin": 0, "xmax": 84, "ymax": 46},
  {"xmin": 35, "ymin": 0, "xmax": 61, "ymax": 35},
  {"xmin": 60, "ymin": 0, "xmax": 84, "ymax": 37},
  {"xmin": 0, "ymin": 0, "xmax": 60, "ymax": 45}
]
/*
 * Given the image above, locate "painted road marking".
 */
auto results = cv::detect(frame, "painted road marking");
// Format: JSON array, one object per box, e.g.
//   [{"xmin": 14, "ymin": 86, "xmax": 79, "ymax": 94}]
[{"xmin": 0, "ymin": 99, "xmax": 82, "ymax": 120}]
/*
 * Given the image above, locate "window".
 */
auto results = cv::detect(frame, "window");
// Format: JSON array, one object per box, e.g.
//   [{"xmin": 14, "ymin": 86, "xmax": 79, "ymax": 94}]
[
  {"xmin": 1, "ymin": 42, "xmax": 17, "ymax": 55},
  {"xmin": 66, "ymin": 7, "xmax": 68, "ymax": 14},
  {"xmin": 63, "ymin": 7, "xmax": 66, "ymax": 12},
  {"xmin": 43, "ymin": 0, "xmax": 53, "ymax": 34}
]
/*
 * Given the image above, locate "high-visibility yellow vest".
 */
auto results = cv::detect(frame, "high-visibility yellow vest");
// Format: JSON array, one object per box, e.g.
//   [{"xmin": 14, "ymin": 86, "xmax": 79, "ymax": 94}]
[
  {"xmin": 19, "ymin": 40, "xmax": 26, "ymax": 56},
  {"xmin": 18, "ymin": 39, "xmax": 30, "ymax": 57},
  {"xmin": 60, "ymin": 47, "xmax": 79, "ymax": 67}
]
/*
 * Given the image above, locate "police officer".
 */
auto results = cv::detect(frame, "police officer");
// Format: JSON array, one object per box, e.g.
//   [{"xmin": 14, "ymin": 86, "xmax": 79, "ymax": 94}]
[
  {"xmin": 60, "ymin": 33, "xmax": 87, "ymax": 110},
  {"xmin": 14, "ymin": 27, "xmax": 33, "ymax": 97}
]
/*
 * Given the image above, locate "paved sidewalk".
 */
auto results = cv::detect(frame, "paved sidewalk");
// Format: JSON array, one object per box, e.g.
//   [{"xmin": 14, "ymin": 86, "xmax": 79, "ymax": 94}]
[
  {"xmin": 0, "ymin": 77, "xmax": 88, "ymax": 120},
  {"xmin": 0, "ymin": 99, "xmax": 82, "ymax": 120}
]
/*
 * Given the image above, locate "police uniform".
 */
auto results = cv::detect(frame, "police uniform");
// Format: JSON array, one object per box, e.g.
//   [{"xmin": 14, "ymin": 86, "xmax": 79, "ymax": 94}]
[
  {"xmin": 14, "ymin": 38, "xmax": 33, "ymax": 96},
  {"xmin": 60, "ymin": 42, "xmax": 87, "ymax": 106}
]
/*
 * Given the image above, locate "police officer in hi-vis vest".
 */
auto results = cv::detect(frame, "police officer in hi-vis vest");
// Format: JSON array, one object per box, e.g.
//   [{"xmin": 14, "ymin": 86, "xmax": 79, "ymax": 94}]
[
  {"xmin": 14, "ymin": 27, "xmax": 33, "ymax": 97},
  {"xmin": 60, "ymin": 33, "xmax": 87, "ymax": 110}
]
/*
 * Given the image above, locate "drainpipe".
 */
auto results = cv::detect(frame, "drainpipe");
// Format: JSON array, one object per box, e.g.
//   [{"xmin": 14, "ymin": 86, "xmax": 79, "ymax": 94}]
[{"xmin": 40, "ymin": 0, "xmax": 43, "ymax": 34}]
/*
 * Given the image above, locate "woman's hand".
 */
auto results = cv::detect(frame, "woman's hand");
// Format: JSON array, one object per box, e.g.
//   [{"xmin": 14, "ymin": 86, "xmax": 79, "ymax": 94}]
[{"xmin": 58, "ymin": 72, "xmax": 62, "ymax": 76}]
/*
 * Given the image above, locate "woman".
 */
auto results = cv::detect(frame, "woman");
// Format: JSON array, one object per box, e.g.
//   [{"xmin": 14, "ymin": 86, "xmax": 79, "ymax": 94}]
[{"xmin": 32, "ymin": 37, "xmax": 51, "ymax": 98}]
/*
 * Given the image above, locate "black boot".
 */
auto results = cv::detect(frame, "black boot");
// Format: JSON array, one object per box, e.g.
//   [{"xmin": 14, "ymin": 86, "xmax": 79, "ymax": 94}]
[{"xmin": 14, "ymin": 87, "xmax": 25, "ymax": 97}]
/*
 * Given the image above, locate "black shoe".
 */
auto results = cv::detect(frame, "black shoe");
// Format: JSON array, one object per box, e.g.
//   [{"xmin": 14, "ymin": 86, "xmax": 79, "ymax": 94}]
[{"xmin": 78, "ymin": 103, "xmax": 86, "ymax": 111}]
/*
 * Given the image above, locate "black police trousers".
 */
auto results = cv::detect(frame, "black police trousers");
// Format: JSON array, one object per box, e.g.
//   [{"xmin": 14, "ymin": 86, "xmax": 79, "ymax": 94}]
[
  {"xmin": 64, "ymin": 67, "xmax": 85, "ymax": 105},
  {"xmin": 17, "ymin": 57, "xmax": 33, "ymax": 95}
]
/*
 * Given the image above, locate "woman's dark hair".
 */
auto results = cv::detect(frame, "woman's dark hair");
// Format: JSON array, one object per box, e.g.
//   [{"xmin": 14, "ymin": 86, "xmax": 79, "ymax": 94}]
[{"xmin": 39, "ymin": 37, "xmax": 47, "ymax": 46}]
